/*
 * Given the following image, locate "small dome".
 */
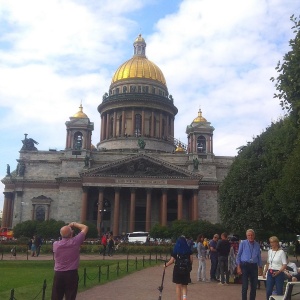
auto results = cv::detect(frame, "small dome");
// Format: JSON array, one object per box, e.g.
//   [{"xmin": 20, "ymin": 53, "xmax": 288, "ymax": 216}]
[
  {"xmin": 193, "ymin": 109, "xmax": 207, "ymax": 123},
  {"xmin": 175, "ymin": 143, "xmax": 186, "ymax": 153},
  {"xmin": 73, "ymin": 104, "xmax": 88, "ymax": 118},
  {"xmin": 135, "ymin": 33, "xmax": 145, "ymax": 43}
]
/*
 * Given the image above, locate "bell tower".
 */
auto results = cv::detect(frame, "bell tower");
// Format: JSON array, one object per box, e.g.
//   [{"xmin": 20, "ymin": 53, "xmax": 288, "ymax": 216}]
[
  {"xmin": 65, "ymin": 104, "xmax": 94, "ymax": 154},
  {"xmin": 186, "ymin": 109, "xmax": 214, "ymax": 157}
]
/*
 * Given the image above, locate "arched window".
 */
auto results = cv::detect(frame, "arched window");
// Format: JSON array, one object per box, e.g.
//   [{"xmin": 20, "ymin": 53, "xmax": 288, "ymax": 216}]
[
  {"xmin": 197, "ymin": 136, "xmax": 206, "ymax": 153},
  {"xmin": 36, "ymin": 205, "xmax": 45, "ymax": 221},
  {"xmin": 74, "ymin": 132, "xmax": 83, "ymax": 150},
  {"xmin": 123, "ymin": 86, "xmax": 127, "ymax": 93},
  {"xmin": 135, "ymin": 114, "xmax": 142, "ymax": 136},
  {"xmin": 118, "ymin": 115, "xmax": 122, "ymax": 136}
]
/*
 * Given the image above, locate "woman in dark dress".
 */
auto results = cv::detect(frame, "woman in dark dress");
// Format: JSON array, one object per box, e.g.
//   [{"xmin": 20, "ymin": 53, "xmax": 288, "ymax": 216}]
[{"xmin": 164, "ymin": 236, "xmax": 193, "ymax": 300}]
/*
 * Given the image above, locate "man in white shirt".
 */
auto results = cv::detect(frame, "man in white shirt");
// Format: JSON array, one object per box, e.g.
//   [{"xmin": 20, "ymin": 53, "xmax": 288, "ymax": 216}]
[{"xmin": 283, "ymin": 256, "xmax": 298, "ymax": 282}]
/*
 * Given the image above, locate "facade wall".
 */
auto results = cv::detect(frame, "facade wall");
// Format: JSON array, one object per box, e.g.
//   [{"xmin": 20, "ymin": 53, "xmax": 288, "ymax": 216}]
[{"xmin": 5, "ymin": 147, "xmax": 233, "ymax": 230}]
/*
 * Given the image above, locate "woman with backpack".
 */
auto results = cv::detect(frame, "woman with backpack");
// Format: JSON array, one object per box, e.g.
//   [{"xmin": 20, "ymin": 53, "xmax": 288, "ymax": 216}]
[{"xmin": 164, "ymin": 236, "xmax": 193, "ymax": 300}]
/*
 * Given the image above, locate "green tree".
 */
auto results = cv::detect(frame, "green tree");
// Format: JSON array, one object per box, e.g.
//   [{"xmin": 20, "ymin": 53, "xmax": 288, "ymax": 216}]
[
  {"xmin": 13, "ymin": 220, "xmax": 38, "ymax": 238},
  {"xmin": 149, "ymin": 223, "xmax": 170, "ymax": 239},
  {"xmin": 36, "ymin": 219, "xmax": 65, "ymax": 239},
  {"xmin": 219, "ymin": 118, "xmax": 298, "ymax": 236},
  {"xmin": 83, "ymin": 221, "xmax": 98, "ymax": 239},
  {"xmin": 274, "ymin": 136, "xmax": 300, "ymax": 229},
  {"xmin": 271, "ymin": 15, "xmax": 300, "ymax": 121},
  {"xmin": 219, "ymin": 15, "xmax": 300, "ymax": 236}
]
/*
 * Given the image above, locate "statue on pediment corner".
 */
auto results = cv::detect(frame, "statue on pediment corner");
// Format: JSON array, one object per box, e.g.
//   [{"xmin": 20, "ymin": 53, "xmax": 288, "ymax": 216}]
[{"xmin": 21, "ymin": 133, "xmax": 39, "ymax": 151}]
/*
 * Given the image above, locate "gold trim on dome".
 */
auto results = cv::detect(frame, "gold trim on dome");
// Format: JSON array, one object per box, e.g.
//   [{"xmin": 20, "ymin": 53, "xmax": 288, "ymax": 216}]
[
  {"xmin": 175, "ymin": 143, "xmax": 185, "ymax": 153},
  {"xmin": 112, "ymin": 56, "xmax": 166, "ymax": 85},
  {"xmin": 193, "ymin": 109, "xmax": 207, "ymax": 123},
  {"xmin": 73, "ymin": 104, "xmax": 88, "ymax": 118}
]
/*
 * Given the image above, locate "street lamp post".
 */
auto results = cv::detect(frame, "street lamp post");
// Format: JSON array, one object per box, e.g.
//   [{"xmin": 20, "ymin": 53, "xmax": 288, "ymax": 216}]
[{"xmin": 99, "ymin": 209, "xmax": 106, "ymax": 236}]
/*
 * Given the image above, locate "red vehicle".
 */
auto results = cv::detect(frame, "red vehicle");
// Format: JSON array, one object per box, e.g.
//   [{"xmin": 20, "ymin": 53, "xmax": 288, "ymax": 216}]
[{"xmin": 0, "ymin": 227, "xmax": 14, "ymax": 240}]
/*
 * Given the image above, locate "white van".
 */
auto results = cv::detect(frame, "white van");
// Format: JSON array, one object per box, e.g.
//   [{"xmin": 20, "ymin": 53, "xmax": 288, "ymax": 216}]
[{"xmin": 126, "ymin": 232, "xmax": 149, "ymax": 244}]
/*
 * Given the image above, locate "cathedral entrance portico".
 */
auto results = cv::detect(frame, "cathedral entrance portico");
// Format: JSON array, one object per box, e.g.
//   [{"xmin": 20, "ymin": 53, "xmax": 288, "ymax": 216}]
[{"xmin": 80, "ymin": 182, "xmax": 199, "ymax": 236}]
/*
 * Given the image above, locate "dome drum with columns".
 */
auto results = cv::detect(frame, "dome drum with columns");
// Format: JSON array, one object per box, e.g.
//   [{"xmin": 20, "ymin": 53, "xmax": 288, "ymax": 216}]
[
  {"xmin": 97, "ymin": 34, "xmax": 178, "ymax": 153},
  {"xmin": 1, "ymin": 34, "xmax": 233, "ymax": 236}
]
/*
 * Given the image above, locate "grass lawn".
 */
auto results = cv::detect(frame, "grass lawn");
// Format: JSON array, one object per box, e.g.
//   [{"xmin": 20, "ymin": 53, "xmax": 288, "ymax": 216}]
[{"xmin": 0, "ymin": 259, "xmax": 156, "ymax": 299}]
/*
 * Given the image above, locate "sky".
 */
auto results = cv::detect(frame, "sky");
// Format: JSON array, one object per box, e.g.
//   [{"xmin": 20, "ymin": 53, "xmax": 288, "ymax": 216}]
[{"xmin": 0, "ymin": 0, "xmax": 299, "ymax": 212}]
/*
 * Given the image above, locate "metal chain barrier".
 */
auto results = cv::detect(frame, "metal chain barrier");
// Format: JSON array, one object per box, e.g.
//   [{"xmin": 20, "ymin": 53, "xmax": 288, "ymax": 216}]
[
  {"xmin": 80, "ymin": 252, "xmax": 170, "ymax": 287},
  {"xmin": 9, "ymin": 280, "xmax": 47, "ymax": 300}
]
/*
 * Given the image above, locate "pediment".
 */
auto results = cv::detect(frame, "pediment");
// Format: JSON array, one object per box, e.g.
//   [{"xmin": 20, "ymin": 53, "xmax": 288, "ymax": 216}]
[{"xmin": 81, "ymin": 153, "xmax": 202, "ymax": 179}]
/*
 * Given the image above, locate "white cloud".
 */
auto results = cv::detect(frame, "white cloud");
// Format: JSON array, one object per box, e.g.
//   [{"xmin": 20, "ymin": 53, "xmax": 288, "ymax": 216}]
[{"xmin": 0, "ymin": 0, "xmax": 298, "ymax": 210}]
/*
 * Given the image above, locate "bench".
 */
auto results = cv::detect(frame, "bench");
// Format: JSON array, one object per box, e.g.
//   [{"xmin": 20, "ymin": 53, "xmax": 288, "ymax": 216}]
[{"xmin": 269, "ymin": 282, "xmax": 300, "ymax": 300}]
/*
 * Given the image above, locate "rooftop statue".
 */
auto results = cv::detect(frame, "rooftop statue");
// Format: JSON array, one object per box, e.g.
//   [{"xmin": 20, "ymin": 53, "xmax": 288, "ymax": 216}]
[
  {"xmin": 138, "ymin": 138, "xmax": 146, "ymax": 149},
  {"xmin": 21, "ymin": 134, "xmax": 39, "ymax": 151},
  {"xmin": 6, "ymin": 164, "xmax": 10, "ymax": 176}
]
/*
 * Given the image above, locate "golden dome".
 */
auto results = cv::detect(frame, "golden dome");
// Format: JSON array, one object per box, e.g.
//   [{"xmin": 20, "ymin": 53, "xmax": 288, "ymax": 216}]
[
  {"xmin": 135, "ymin": 34, "xmax": 145, "ymax": 43},
  {"xmin": 112, "ymin": 56, "xmax": 166, "ymax": 85},
  {"xmin": 73, "ymin": 104, "xmax": 88, "ymax": 118},
  {"xmin": 193, "ymin": 109, "xmax": 207, "ymax": 123},
  {"xmin": 111, "ymin": 34, "xmax": 166, "ymax": 86},
  {"xmin": 175, "ymin": 143, "xmax": 186, "ymax": 153}
]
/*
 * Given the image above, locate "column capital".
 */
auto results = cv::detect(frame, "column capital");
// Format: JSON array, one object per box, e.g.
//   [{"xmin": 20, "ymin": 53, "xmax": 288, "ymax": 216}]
[
  {"xmin": 3, "ymin": 192, "xmax": 13, "ymax": 198},
  {"xmin": 114, "ymin": 187, "xmax": 121, "ymax": 193},
  {"xmin": 82, "ymin": 186, "xmax": 89, "ymax": 193},
  {"xmin": 177, "ymin": 188, "xmax": 183, "ymax": 195}
]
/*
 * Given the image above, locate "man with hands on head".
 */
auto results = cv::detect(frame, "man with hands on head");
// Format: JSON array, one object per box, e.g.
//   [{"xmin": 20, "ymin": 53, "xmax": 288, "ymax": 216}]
[{"xmin": 51, "ymin": 221, "xmax": 88, "ymax": 300}]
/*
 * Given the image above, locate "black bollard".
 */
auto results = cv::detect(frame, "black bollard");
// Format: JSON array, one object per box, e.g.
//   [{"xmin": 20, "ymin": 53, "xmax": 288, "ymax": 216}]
[{"xmin": 42, "ymin": 279, "xmax": 47, "ymax": 300}]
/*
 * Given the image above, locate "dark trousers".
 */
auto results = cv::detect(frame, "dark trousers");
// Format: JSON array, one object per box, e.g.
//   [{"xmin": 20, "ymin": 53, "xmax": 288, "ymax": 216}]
[
  {"xmin": 210, "ymin": 255, "xmax": 218, "ymax": 280},
  {"xmin": 218, "ymin": 256, "xmax": 229, "ymax": 284},
  {"xmin": 51, "ymin": 270, "xmax": 79, "ymax": 300},
  {"xmin": 241, "ymin": 262, "xmax": 258, "ymax": 300}
]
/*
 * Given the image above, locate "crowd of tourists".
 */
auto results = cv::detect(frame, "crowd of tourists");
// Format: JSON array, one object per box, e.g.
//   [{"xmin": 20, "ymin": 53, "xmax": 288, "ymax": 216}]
[{"xmin": 163, "ymin": 230, "xmax": 300, "ymax": 300}]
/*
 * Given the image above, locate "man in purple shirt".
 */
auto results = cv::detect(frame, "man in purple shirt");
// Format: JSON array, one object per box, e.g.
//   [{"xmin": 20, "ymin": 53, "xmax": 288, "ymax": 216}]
[
  {"xmin": 236, "ymin": 229, "xmax": 262, "ymax": 300},
  {"xmin": 51, "ymin": 222, "xmax": 88, "ymax": 300}
]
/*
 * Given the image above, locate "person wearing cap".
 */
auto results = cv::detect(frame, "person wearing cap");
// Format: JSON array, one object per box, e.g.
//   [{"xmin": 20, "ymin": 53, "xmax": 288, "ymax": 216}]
[
  {"xmin": 51, "ymin": 222, "xmax": 88, "ymax": 300},
  {"xmin": 236, "ymin": 229, "xmax": 262, "ymax": 300}
]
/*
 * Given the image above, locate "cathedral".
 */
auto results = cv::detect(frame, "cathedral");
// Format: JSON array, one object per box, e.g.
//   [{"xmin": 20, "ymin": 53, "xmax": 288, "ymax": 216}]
[{"xmin": 1, "ymin": 34, "xmax": 233, "ymax": 236}]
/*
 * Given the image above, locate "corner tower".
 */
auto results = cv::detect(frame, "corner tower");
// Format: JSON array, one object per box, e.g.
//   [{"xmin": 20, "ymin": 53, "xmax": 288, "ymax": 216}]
[
  {"xmin": 97, "ymin": 34, "xmax": 178, "ymax": 152},
  {"xmin": 65, "ymin": 104, "xmax": 94, "ymax": 154},
  {"xmin": 186, "ymin": 109, "xmax": 214, "ymax": 158}
]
